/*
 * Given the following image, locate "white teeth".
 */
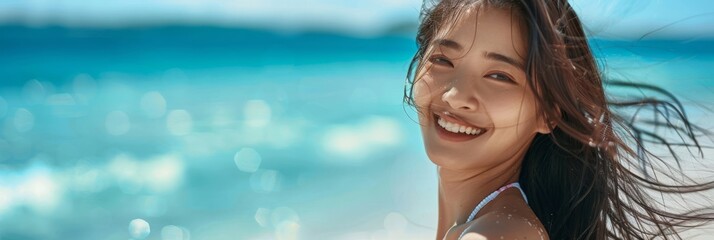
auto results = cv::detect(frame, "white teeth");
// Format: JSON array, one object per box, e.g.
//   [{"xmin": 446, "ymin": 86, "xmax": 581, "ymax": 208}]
[
  {"xmin": 436, "ymin": 115, "xmax": 485, "ymax": 135},
  {"xmin": 445, "ymin": 122, "xmax": 453, "ymax": 130},
  {"xmin": 448, "ymin": 124, "xmax": 458, "ymax": 133}
]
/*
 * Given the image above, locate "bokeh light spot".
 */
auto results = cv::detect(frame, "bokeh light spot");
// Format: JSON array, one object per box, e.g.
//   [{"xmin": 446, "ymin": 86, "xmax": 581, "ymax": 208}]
[
  {"xmin": 22, "ymin": 79, "xmax": 46, "ymax": 105},
  {"xmin": 129, "ymin": 218, "xmax": 151, "ymax": 239},
  {"xmin": 363, "ymin": 116, "xmax": 402, "ymax": 145},
  {"xmin": 266, "ymin": 123, "xmax": 299, "ymax": 149},
  {"xmin": 271, "ymin": 206, "xmax": 300, "ymax": 240},
  {"xmin": 166, "ymin": 110, "xmax": 193, "ymax": 136},
  {"xmin": 18, "ymin": 165, "xmax": 62, "ymax": 213},
  {"xmin": 250, "ymin": 169, "xmax": 279, "ymax": 193},
  {"xmin": 275, "ymin": 220, "xmax": 300, "ymax": 240},
  {"xmin": 244, "ymin": 100, "xmax": 271, "ymax": 128},
  {"xmin": 322, "ymin": 126, "xmax": 364, "ymax": 158},
  {"xmin": 72, "ymin": 73, "xmax": 97, "ymax": 103},
  {"xmin": 321, "ymin": 116, "xmax": 403, "ymax": 163},
  {"xmin": 161, "ymin": 225, "xmax": 188, "ymax": 240},
  {"xmin": 234, "ymin": 148, "xmax": 262, "ymax": 173},
  {"xmin": 105, "ymin": 110, "xmax": 131, "ymax": 135},
  {"xmin": 145, "ymin": 154, "xmax": 185, "ymax": 193},
  {"xmin": 255, "ymin": 208, "xmax": 271, "ymax": 227},
  {"xmin": 140, "ymin": 196, "xmax": 167, "ymax": 217},
  {"xmin": 140, "ymin": 91, "xmax": 167, "ymax": 119},
  {"xmin": 108, "ymin": 154, "xmax": 143, "ymax": 194},
  {"xmin": 72, "ymin": 167, "xmax": 105, "ymax": 193},
  {"xmin": 13, "ymin": 108, "xmax": 35, "ymax": 133},
  {"xmin": 0, "ymin": 186, "xmax": 14, "ymax": 215}
]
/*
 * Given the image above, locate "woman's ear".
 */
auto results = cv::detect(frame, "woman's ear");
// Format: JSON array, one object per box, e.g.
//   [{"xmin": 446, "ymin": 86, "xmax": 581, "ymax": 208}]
[{"xmin": 536, "ymin": 105, "xmax": 560, "ymax": 134}]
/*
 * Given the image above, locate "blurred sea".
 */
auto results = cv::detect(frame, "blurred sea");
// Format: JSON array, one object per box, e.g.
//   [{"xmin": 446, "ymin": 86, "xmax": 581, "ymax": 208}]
[{"xmin": 0, "ymin": 26, "xmax": 713, "ymax": 240}]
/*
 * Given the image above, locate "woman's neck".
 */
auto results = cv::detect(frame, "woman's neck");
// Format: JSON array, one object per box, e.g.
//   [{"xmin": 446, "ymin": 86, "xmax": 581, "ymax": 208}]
[{"xmin": 434, "ymin": 159, "xmax": 522, "ymax": 240}]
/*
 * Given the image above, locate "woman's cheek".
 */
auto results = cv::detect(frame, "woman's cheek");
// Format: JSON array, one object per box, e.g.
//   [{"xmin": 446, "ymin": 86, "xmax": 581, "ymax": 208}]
[
  {"xmin": 501, "ymin": 98, "xmax": 541, "ymax": 128},
  {"xmin": 478, "ymin": 84, "xmax": 522, "ymax": 107},
  {"xmin": 413, "ymin": 75, "xmax": 439, "ymax": 107},
  {"xmin": 479, "ymin": 88, "xmax": 534, "ymax": 126}
]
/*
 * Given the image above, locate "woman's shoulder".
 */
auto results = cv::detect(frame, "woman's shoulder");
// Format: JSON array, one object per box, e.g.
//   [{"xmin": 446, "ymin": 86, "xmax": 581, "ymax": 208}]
[
  {"xmin": 459, "ymin": 190, "xmax": 548, "ymax": 240},
  {"xmin": 459, "ymin": 209, "xmax": 548, "ymax": 240}
]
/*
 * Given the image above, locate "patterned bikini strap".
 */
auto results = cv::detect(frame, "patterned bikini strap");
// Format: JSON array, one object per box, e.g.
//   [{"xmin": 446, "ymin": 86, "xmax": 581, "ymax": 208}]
[
  {"xmin": 458, "ymin": 182, "xmax": 528, "ymax": 239},
  {"xmin": 465, "ymin": 182, "xmax": 527, "ymax": 223}
]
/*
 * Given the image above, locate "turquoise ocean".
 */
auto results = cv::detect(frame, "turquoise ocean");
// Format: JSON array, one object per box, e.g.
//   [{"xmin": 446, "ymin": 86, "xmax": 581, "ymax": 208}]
[{"xmin": 0, "ymin": 26, "xmax": 713, "ymax": 239}]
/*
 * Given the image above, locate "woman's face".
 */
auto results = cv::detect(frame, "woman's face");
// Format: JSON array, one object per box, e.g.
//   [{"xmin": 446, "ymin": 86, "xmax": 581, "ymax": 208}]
[{"xmin": 414, "ymin": 5, "xmax": 551, "ymax": 169}]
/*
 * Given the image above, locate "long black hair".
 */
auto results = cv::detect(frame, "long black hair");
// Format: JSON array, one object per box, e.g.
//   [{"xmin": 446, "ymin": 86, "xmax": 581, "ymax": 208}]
[{"xmin": 403, "ymin": 0, "xmax": 714, "ymax": 239}]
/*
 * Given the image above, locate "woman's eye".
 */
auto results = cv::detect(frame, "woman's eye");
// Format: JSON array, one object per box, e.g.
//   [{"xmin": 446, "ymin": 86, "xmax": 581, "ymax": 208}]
[
  {"xmin": 428, "ymin": 56, "xmax": 454, "ymax": 67},
  {"xmin": 487, "ymin": 73, "xmax": 514, "ymax": 83}
]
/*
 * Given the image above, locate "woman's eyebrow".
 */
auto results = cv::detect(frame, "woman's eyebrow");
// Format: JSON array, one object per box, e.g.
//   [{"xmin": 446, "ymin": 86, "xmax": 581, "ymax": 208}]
[
  {"xmin": 484, "ymin": 51, "xmax": 525, "ymax": 71},
  {"xmin": 433, "ymin": 38, "xmax": 463, "ymax": 51},
  {"xmin": 433, "ymin": 38, "xmax": 525, "ymax": 71}
]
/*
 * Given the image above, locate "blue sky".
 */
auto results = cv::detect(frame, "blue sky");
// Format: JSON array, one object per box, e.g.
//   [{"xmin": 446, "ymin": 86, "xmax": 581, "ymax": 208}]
[{"xmin": 1, "ymin": 0, "xmax": 712, "ymax": 38}]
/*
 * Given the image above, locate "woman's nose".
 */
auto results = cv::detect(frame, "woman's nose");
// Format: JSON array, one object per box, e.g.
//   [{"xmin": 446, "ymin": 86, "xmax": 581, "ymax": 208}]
[{"xmin": 441, "ymin": 78, "xmax": 478, "ymax": 111}]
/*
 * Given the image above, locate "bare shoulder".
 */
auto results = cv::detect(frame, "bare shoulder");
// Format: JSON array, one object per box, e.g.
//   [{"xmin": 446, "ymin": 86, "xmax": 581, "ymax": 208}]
[{"xmin": 459, "ymin": 206, "xmax": 549, "ymax": 240}]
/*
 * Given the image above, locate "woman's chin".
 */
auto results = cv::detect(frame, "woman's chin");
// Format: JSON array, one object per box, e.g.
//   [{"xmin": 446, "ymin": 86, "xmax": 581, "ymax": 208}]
[{"xmin": 424, "ymin": 148, "xmax": 479, "ymax": 169}]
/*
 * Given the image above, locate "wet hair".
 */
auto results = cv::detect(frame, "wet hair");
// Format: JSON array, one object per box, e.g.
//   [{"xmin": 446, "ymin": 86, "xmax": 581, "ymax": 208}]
[{"xmin": 403, "ymin": 0, "xmax": 714, "ymax": 239}]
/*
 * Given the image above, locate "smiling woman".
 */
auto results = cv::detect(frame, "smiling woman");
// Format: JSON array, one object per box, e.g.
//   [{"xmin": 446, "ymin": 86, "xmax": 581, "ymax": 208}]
[
  {"xmin": 412, "ymin": 2, "xmax": 554, "ymax": 239},
  {"xmin": 404, "ymin": 0, "xmax": 714, "ymax": 239}
]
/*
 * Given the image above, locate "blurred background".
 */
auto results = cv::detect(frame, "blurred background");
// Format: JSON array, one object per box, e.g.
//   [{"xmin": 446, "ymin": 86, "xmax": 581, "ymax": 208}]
[{"xmin": 1, "ymin": 0, "xmax": 714, "ymax": 239}]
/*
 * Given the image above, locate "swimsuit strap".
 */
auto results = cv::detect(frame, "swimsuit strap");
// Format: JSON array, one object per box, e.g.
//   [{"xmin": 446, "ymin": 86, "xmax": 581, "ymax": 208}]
[
  {"xmin": 458, "ymin": 182, "xmax": 528, "ymax": 239},
  {"xmin": 465, "ymin": 182, "xmax": 528, "ymax": 223}
]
